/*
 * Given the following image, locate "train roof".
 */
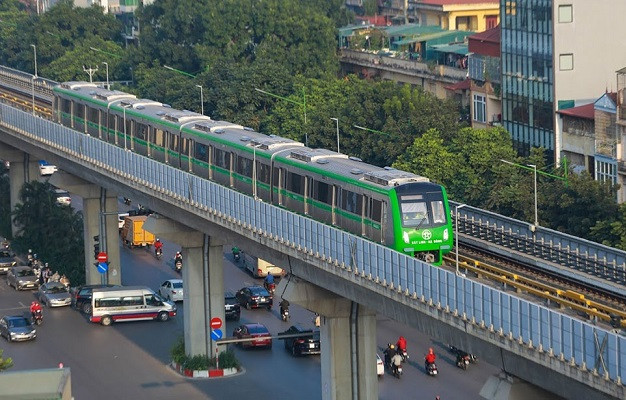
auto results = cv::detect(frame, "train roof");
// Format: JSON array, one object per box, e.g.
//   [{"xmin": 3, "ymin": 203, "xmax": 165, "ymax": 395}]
[{"xmin": 55, "ymin": 82, "xmax": 434, "ymax": 190}]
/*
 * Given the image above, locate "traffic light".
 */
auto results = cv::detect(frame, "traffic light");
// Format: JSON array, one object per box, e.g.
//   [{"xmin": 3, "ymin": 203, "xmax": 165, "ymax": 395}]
[{"xmin": 93, "ymin": 235, "xmax": 100, "ymax": 260}]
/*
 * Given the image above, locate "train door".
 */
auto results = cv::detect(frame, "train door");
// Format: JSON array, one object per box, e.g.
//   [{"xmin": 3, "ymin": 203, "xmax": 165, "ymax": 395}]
[
  {"xmin": 182, "ymin": 137, "xmax": 193, "ymax": 171},
  {"xmin": 331, "ymin": 185, "xmax": 337, "ymax": 225},
  {"xmin": 153, "ymin": 127, "xmax": 166, "ymax": 163},
  {"xmin": 229, "ymin": 151, "xmax": 234, "ymax": 187},
  {"xmin": 361, "ymin": 195, "xmax": 367, "ymax": 236},
  {"xmin": 304, "ymin": 176, "xmax": 311, "ymax": 215}
]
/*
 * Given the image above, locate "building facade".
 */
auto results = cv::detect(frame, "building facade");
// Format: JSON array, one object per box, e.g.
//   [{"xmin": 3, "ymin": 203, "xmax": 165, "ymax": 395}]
[
  {"xmin": 500, "ymin": 0, "xmax": 626, "ymax": 165},
  {"xmin": 467, "ymin": 25, "xmax": 501, "ymax": 128},
  {"xmin": 412, "ymin": 0, "xmax": 499, "ymax": 31}
]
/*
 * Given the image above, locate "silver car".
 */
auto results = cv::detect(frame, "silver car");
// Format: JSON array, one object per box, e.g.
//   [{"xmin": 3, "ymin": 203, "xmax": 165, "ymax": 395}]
[
  {"xmin": 0, "ymin": 249, "xmax": 17, "ymax": 274},
  {"xmin": 38, "ymin": 282, "xmax": 71, "ymax": 307},
  {"xmin": 7, "ymin": 266, "xmax": 39, "ymax": 291},
  {"xmin": 0, "ymin": 316, "xmax": 36, "ymax": 342}
]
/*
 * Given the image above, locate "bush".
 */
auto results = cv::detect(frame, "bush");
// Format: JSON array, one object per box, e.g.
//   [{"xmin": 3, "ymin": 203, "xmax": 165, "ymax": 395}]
[{"xmin": 170, "ymin": 337, "xmax": 240, "ymax": 370}]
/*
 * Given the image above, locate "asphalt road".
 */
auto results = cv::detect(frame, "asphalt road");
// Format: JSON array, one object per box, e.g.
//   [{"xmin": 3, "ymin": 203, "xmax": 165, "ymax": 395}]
[{"xmin": 0, "ymin": 198, "xmax": 501, "ymax": 399}]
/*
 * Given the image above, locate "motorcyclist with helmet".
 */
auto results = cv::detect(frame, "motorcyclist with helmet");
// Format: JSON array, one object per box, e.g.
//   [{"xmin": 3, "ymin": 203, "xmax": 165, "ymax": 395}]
[
  {"xmin": 154, "ymin": 238, "xmax": 163, "ymax": 258},
  {"xmin": 30, "ymin": 301, "xmax": 42, "ymax": 323},
  {"xmin": 383, "ymin": 343, "xmax": 395, "ymax": 368},
  {"xmin": 425, "ymin": 347, "xmax": 437, "ymax": 371},
  {"xmin": 396, "ymin": 335, "xmax": 407, "ymax": 358}
]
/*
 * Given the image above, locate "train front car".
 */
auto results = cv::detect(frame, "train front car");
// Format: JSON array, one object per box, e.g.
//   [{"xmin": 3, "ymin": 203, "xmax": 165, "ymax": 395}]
[{"xmin": 391, "ymin": 182, "xmax": 453, "ymax": 265}]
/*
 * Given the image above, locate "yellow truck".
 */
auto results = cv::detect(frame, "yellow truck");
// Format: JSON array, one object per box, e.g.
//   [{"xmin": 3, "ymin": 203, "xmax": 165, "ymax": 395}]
[{"xmin": 121, "ymin": 215, "xmax": 155, "ymax": 248}]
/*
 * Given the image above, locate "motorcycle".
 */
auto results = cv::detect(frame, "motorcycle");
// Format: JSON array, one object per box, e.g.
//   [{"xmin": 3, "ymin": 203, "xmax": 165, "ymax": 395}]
[
  {"xmin": 280, "ymin": 307, "xmax": 290, "ymax": 322},
  {"xmin": 175, "ymin": 259, "xmax": 182, "ymax": 273},
  {"xmin": 264, "ymin": 281, "xmax": 276, "ymax": 295},
  {"xmin": 392, "ymin": 363, "xmax": 403, "ymax": 379},
  {"xmin": 32, "ymin": 310, "xmax": 43, "ymax": 325},
  {"xmin": 232, "ymin": 247, "xmax": 241, "ymax": 262},
  {"xmin": 155, "ymin": 247, "xmax": 162, "ymax": 259},
  {"xmin": 123, "ymin": 197, "xmax": 131, "ymax": 205},
  {"xmin": 449, "ymin": 345, "xmax": 477, "ymax": 370},
  {"xmin": 425, "ymin": 362, "xmax": 438, "ymax": 376},
  {"xmin": 397, "ymin": 347, "xmax": 409, "ymax": 362}
]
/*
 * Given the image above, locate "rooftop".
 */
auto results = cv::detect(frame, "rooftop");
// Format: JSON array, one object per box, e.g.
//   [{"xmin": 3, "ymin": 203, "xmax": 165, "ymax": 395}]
[
  {"xmin": 469, "ymin": 25, "xmax": 500, "ymax": 44},
  {"xmin": 419, "ymin": 0, "xmax": 499, "ymax": 5},
  {"xmin": 556, "ymin": 103, "xmax": 595, "ymax": 120}
]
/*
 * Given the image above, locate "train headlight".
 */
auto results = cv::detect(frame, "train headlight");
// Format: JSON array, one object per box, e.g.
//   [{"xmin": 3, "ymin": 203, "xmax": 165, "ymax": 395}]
[
  {"xmin": 402, "ymin": 231, "xmax": 410, "ymax": 244},
  {"xmin": 443, "ymin": 229, "xmax": 449, "ymax": 241}
]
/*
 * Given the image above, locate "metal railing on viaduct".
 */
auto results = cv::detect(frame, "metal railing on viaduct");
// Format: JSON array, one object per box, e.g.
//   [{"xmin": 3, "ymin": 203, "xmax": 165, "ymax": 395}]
[{"xmin": 0, "ymin": 103, "xmax": 624, "ymax": 399}]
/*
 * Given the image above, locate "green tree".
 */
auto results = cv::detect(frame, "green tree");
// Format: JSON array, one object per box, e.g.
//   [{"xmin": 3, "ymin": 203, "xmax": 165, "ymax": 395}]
[
  {"xmin": 11, "ymin": 181, "xmax": 85, "ymax": 285},
  {"xmin": 362, "ymin": 0, "xmax": 378, "ymax": 16},
  {"xmin": 0, "ymin": 348, "xmax": 13, "ymax": 371}
]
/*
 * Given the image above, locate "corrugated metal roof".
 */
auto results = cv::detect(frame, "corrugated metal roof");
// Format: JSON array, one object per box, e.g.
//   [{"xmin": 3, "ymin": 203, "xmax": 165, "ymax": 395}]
[
  {"xmin": 556, "ymin": 103, "xmax": 595, "ymax": 120},
  {"xmin": 469, "ymin": 25, "xmax": 500, "ymax": 44},
  {"xmin": 431, "ymin": 43, "xmax": 469, "ymax": 55},
  {"xmin": 383, "ymin": 24, "xmax": 442, "ymax": 37}
]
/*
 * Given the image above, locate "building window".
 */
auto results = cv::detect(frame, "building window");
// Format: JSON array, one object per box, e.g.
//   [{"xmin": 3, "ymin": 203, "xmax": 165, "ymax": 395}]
[
  {"xmin": 473, "ymin": 94, "xmax": 486, "ymax": 123},
  {"xmin": 486, "ymin": 15, "xmax": 498, "ymax": 29},
  {"xmin": 595, "ymin": 159, "xmax": 617, "ymax": 184},
  {"xmin": 558, "ymin": 5, "xmax": 573, "ymax": 23},
  {"xmin": 559, "ymin": 54, "xmax": 574, "ymax": 71}
]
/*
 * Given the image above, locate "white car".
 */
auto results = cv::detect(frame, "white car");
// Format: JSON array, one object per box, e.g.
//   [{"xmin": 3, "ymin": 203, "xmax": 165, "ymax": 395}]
[
  {"xmin": 376, "ymin": 353, "xmax": 385, "ymax": 377},
  {"xmin": 159, "ymin": 279, "xmax": 183, "ymax": 302},
  {"xmin": 39, "ymin": 160, "xmax": 58, "ymax": 176},
  {"xmin": 54, "ymin": 189, "xmax": 71, "ymax": 205}
]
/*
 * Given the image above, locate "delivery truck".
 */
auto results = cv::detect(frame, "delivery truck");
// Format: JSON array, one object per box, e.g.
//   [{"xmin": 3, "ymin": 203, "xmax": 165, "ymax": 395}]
[
  {"xmin": 121, "ymin": 215, "xmax": 155, "ymax": 248},
  {"xmin": 241, "ymin": 253, "xmax": 285, "ymax": 278}
]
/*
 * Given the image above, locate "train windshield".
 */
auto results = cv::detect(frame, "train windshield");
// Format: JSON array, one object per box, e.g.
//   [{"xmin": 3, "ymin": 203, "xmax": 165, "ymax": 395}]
[{"xmin": 399, "ymin": 193, "xmax": 447, "ymax": 228}]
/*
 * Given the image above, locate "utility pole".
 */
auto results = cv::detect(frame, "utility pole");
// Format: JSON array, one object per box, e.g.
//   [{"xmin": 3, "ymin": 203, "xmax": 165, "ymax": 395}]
[{"xmin": 83, "ymin": 65, "xmax": 99, "ymax": 83}]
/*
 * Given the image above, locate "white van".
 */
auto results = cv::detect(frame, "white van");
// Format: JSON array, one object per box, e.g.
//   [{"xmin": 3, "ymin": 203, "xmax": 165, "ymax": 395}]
[
  {"xmin": 242, "ymin": 254, "xmax": 285, "ymax": 278},
  {"xmin": 90, "ymin": 286, "xmax": 176, "ymax": 326}
]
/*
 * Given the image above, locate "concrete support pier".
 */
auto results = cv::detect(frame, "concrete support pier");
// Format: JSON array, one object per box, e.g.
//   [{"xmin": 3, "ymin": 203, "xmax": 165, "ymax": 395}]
[
  {"xmin": 144, "ymin": 216, "xmax": 225, "ymax": 359},
  {"xmin": 279, "ymin": 276, "xmax": 378, "ymax": 400},
  {"xmin": 49, "ymin": 173, "xmax": 120, "ymax": 285},
  {"xmin": 0, "ymin": 146, "xmax": 40, "ymax": 237}
]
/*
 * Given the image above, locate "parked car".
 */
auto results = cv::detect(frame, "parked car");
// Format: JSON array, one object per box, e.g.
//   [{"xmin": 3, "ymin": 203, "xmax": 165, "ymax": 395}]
[
  {"xmin": 159, "ymin": 279, "xmax": 183, "ymax": 302},
  {"xmin": 281, "ymin": 325, "xmax": 321, "ymax": 356},
  {"xmin": 235, "ymin": 285, "xmax": 273, "ymax": 310},
  {"xmin": 0, "ymin": 250, "xmax": 17, "ymax": 274},
  {"xmin": 0, "ymin": 315, "xmax": 36, "ymax": 342},
  {"xmin": 225, "ymin": 291, "xmax": 241, "ymax": 320},
  {"xmin": 233, "ymin": 323, "xmax": 272, "ymax": 349},
  {"xmin": 376, "ymin": 353, "xmax": 385, "ymax": 377},
  {"xmin": 38, "ymin": 160, "xmax": 58, "ymax": 176},
  {"xmin": 38, "ymin": 282, "xmax": 72, "ymax": 307},
  {"xmin": 53, "ymin": 188, "xmax": 71, "ymax": 205},
  {"xmin": 7, "ymin": 266, "xmax": 39, "ymax": 291},
  {"xmin": 71, "ymin": 284, "xmax": 118, "ymax": 314}
]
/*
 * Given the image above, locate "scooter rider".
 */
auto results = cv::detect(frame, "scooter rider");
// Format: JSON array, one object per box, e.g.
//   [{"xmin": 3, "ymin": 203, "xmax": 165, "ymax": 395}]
[
  {"xmin": 390, "ymin": 351, "xmax": 403, "ymax": 374},
  {"xmin": 174, "ymin": 251, "xmax": 182, "ymax": 264},
  {"xmin": 264, "ymin": 273, "xmax": 275, "ymax": 291},
  {"xmin": 383, "ymin": 344, "xmax": 395, "ymax": 367},
  {"xmin": 279, "ymin": 298, "xmax": 290, "ymax": 318},
  {"xmin": 425, "ymin": 347, "xmax": 436, "ymax": 370},
  {"xmin": 30, "ymin": 301, "xmax": 42, "ymax": 319},
  {"xmin": 154, "ymin": 239, "xmax": 163, "ymax": 252},
  {"xmin": 396, "ymin": 335, "xmax": 407, "ymax": 354}
]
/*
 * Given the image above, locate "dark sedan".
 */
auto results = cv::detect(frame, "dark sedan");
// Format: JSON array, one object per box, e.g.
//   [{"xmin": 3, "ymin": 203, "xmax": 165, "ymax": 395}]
[
  {"xmin": 225, "ymin": 291, "xmax": 241, "ymax": 320},
  {"xmin": 71, "ymin": 284, "xmax": 118, "ymax": 314},
  {"xmin": 281, "ymin": 325, "xmax": 321, "ymax": 356},
  {"xmin": 0, "ymin": 250, "xmax": 17, "ymax": 274},
  {"xmin": 233, "ymin": 323, "xmax": 272, "ymax": 349},
  {"xmin": 0, "ymin": 316, "xmax": 36, "ymax": 342},
  {"xmin": 235, "ymin": 285, "xmax": 272, "ymax": 310}
]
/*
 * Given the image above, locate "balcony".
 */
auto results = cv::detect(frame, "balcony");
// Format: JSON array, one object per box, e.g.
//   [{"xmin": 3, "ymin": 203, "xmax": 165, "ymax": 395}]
[{"xmin": 468, "ymin": 54, "xmax": 500, "ymax": 84}]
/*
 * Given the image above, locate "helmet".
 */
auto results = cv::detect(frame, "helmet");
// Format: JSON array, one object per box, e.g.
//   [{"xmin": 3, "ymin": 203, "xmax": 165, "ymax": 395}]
[
  {"xmin": 28, "ymin": 249, "xmax": 32, "ymax": 253},
  {"xmin": 34, "ymin": 254, "xmax": 38, "ymax": 259},
  {"xmin": 156, "ymin": 238, "xmax": 161, "ymax": 242},
  {"xmin": 390, "ymin": 344, "xmax": 395, "ymax": 350}
]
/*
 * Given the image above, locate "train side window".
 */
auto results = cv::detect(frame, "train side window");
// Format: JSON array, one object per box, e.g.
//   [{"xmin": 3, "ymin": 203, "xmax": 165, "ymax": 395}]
[
  {"xmin": 214, "ymin": 148, "xmax": 230, "ymax": 169},
  {"xmin": 108, "ymin": 113, "xmax": 115, "ymax": 132},
  {"xmin": 75, "ymin": 104, "xmax": 84, "ymax": 120},
  {"xmin": 169, "ymin": 133, "xmax": 179, "ymax": 152},
  {"xmin": 370, "ymin": 199, "xmax": 382, "ymax": 222},
  {"xmin": 195, "ymin": 143, "xmax": 208, "ymax": 162},
  {"xmin": 61, "ymin": 99, "xmax": 71, "ymax": 114},
  {"xmin": 272, "ymin": 167, "xmax": 281, "ymax": 187},
  {"xmin": 88, "ymin": 107, "xmax": 98, "ymax": 124},
  {"xmin": 287, "ymin": 172, "xmax": 304, "ymax": 195},
  {"xmin": 257, "ymin": 163, "xmax": 271, "ymax": 184},
  {"xmin": 136, "ymin": 123, "xmax": 148, "ymax": 141},
  {"xmin": 237, "ymin": 155, "xmax": 253, "ymax": 178},
  {"xmin": 313, "ymin": 180, "xmax": 332, "ymax": 205},
  {"xmin": 155, "ymin": 129, "xmax": 164, "ymax": 147},
  {"xmin": 340, "ymin": 189, "xmax": 362, "ymax": 214}
]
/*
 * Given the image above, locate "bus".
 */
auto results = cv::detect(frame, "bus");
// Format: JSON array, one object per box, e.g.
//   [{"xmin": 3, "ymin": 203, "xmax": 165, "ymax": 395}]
[{"xmin": 90, "ymin": 286, "xmax": 176, "ymax": 326}]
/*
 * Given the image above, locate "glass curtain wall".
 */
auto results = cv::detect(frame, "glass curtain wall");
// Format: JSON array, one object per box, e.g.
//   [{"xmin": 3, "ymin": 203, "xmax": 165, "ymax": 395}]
[{"xmin": 500, "ymin": 0, "xmax": 554, "ymax": 162}]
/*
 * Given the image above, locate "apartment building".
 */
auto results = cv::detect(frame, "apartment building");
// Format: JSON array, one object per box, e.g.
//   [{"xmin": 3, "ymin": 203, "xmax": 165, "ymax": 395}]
[
  {"xmin": 500, "ymin": 0, "xmax": 626, "ymax": 166},
  {"xmin": 412, "ymin": 0, "xmax": 499, "ymax": 31}
]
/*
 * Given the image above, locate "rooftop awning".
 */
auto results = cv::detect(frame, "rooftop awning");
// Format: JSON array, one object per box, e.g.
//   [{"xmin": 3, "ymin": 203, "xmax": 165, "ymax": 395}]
[{"xmin": 431, "ymin": 43, "xmax": 469, "ymax": 55}]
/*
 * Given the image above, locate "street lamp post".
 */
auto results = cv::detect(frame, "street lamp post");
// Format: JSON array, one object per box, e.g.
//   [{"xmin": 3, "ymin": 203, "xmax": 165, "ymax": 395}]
[
  {"xmin": 31, "ymin": 44, "xmax": 37, "ymax": 77},
  {"xmin": 255, "ymin": 87, "xmax": 307, "ymax": 146},
  {"xmin": 195, "ymin": 84, "xmax": 204, "ymax": 115},
  {"xmin": 31, "ymin": 76, "xmax": 36, "ymax": 116},
  {"xmin": 528, "ymin": 164, "xmax": 538, "ymax": 227},
  {"xmin": 455, "ymin": 204, "xmax": 466, "ymax": 275},
  {"xmin": 330, "ymin": 117, "xmax": 340, "ymax": 153},
  {"xmin": 102, "ymin": 62, "xmax": 109, "ymax": 90}
]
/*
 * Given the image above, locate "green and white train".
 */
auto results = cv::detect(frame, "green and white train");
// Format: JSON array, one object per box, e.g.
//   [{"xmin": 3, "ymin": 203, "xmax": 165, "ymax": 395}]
[{"xmin": 53, "ymin": 82, "xmax": 454, "ymax": 265}]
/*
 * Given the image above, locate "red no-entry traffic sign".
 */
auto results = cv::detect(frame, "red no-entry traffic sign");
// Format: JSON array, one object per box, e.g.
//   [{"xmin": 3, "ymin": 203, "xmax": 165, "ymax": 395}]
[
  {"xmin": 97, "ymin": 252, "xmax": 108, "ymax": 263},
  {"xmin": 210, "ymin": 317, "xmax": 222, "ymax": 330}
]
